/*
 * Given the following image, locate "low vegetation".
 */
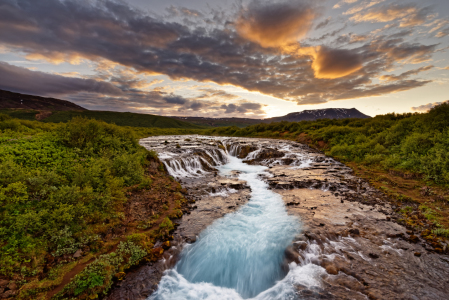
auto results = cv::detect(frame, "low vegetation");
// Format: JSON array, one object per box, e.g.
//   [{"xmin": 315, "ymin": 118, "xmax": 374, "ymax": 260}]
[
  {"xmin": 0, "ymin": 115, "xmax": 192, "ymax": 299},
  {"xmin": 0, "ymin": 109, "xmax": 206, "ymax": 129}
]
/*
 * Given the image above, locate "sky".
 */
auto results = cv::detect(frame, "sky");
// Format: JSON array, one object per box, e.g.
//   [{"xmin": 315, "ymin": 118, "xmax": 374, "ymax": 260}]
[{"xmin": 0, "ymin": 0, "xmax": 448, "ymax": 118}]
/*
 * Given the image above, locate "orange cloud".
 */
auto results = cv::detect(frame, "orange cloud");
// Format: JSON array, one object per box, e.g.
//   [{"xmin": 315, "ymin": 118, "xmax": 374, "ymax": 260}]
[
  {"xmin": 349, "ymin": 4, "xmax": 429, "ymax": 27},
  {"xmin": 236, "ymin": 1, "xmax": 316, "ymax": 48},
  {"xmin": 25, "ymin": 52, "xmax": 86, "ymax": 65},
  {"xmin": 294, "ymin": 46, "xmax": 363, "ymax": 79}
]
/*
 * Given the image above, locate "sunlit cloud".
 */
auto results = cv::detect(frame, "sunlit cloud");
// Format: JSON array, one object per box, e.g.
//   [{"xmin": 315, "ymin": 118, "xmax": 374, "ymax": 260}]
[
  {"xmin": 411, "ymin": 100, "xmax": 449, "ymax": 112},
  {"xmin": 235, "ymin": 0, "xmax": 317, "ymax": 48}
]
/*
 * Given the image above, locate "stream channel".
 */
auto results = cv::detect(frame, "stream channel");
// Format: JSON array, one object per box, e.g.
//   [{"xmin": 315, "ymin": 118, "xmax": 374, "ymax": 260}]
[{"xmin": 106, "ymin": 135, "xmax": 449, "ymax": 300}]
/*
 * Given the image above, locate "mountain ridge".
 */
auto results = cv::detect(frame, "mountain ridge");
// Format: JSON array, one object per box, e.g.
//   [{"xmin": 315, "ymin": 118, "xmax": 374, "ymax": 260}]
[{"xmin": 172, "ymin": 108, "xmax": 371, "ymax": 127}]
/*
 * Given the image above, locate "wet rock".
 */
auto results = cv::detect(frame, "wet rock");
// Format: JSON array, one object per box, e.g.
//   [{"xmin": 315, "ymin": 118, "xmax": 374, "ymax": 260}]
[
  {"xmin": 295, "ymin": 241, "xmax": 308, "ymax": 250},
  {"xmin": 321, "ymin": 260, "xmax": 339, "ymax": 275},
  {"xmin": 284, "ymin": 246, "xmax": 300, "ymax": 263}
]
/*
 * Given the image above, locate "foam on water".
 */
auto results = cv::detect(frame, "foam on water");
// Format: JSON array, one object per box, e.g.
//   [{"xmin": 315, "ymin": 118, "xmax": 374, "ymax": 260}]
[{"xmin": 149, "ymin": 155, "xmax": 324, "ymax": 299}]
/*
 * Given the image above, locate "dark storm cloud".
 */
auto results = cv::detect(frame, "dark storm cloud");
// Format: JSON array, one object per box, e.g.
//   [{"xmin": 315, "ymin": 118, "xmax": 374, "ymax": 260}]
[
  {"xmin": 0, "ymin": 0, "xmax": 438, "ymax": 106},
  {"xmin": 0, "ymin": 61, "xmax": 123, "ymax": 96}
]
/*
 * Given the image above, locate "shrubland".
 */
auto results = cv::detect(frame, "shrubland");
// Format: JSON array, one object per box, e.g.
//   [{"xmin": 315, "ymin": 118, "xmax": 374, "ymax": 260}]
[{"xmin": 0, "ymin": 115, "xmax": 194, "ymax": 299}]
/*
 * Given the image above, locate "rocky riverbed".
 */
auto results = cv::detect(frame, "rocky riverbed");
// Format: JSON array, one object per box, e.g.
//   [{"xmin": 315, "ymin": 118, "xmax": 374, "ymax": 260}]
[{"xmin": 107, "ymin": 136, "xmax": 449, "ymax": 300}]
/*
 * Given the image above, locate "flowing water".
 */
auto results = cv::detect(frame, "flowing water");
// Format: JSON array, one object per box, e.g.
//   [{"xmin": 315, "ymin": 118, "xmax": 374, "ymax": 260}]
[{"xmin": 149, "ymin": 155, "xmax": 323, "ymax": 300}]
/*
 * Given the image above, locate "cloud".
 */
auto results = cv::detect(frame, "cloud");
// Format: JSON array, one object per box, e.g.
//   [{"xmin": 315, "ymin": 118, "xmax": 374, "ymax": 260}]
[
  {"xmin": 436, "ymin": 28, "xmax": 449, "ymax": 38},
  {"xmin": 163, "ymin": 94, "xmax": 188, "ymax": 105},
  {"xmin": 373, "ymin": 40, "xmax": 437, "ymax": 64},
  {"xmin": 235, "ymin": 0, "xmax": 317, "ymax": 47},
  {"xmin": 380, "ymin": 65, "xmax": 433, "ymax": 82},
  {"xmin": 310, "ymin": 46, "xmax": 363, "ymax": 79},
  {"xmin": 196, "ymin": 89, "xmax": 240, "ymax": 100},
  {"xmin": 348, "ymin": 3, "xmax": 430, "ymax": 27},
  {"xmin": 426, "ymin": 19, "xmax": 449, "ymax": 33},
  {"xmin": 411, "ymin": 100, "xmax": 449, "ymax": 112},
  {"xmin": 333, "ymin": 0, "xmax": 359, "ymax": 9},
  {"xmin": 0, "ymin": 62, "xmax": 123, "ymax": 96},
  {"xmin": 0, "ymin": 0, "xmax": 439, "ymax": 108},
  {"xmin": 220, "ymin": 102, "xmax": 265, "ymax": 114},
  {"xmin": 315, "ymin": 17, "xmax": 331, "ymax": 30}
]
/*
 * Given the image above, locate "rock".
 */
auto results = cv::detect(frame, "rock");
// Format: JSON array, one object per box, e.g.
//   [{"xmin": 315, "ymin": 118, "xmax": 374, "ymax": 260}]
[
  {"xmin": 295, "ymin": 241, "xmax": 308, "ymax": 250},
  {"xmin": 321, "ymin": 260, "xmax": 339, "ymax": 275},
  {"xmin": 284, "ymin": 246, "xmax": 300, "ymax": 263},
  {"xmin": 73, "ymin": 249, "xmax": 83, "ymax": 258},
  {"xmin": 0, "ymin": 281, "xmax": 7, "ymax": 288},
  {"xmin": 1, "ymin": 290, "xmax": 15, "ymax": 298},
  {"xmin": 349, "ymin": 228, "xmax": 360, "ymax": 235}
]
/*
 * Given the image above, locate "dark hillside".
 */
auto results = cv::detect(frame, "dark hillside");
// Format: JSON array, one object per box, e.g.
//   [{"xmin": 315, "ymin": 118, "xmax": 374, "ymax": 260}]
[
  {"xmin": 0, "ymin": 89, "xmax": 86, "ymax": 111},
  {"xmin": 43, "ymin": 110, "xmax": 205, "ymax": 129},
  {"xmin": 0, "ymin": 89, "xmax": 204, "ymax": 129}
]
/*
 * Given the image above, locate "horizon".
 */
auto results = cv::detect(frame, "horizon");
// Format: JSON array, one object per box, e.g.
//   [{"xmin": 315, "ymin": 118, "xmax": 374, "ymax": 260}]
[{"xmin": 1, "ymin": 0, "xmax": 448, "ymax": 119}]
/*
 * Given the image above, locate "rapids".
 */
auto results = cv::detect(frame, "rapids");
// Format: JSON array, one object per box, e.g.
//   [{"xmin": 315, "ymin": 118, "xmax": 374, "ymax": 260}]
[{"xmin": 149, "ymin": 155, "xmax": 321, "ymax": 300}]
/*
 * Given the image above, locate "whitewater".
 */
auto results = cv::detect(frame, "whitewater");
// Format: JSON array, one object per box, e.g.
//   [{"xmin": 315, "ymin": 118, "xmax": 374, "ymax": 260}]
[{"xmin": 149, "ymin": 155, "xmax": 325, "ymax": 300}]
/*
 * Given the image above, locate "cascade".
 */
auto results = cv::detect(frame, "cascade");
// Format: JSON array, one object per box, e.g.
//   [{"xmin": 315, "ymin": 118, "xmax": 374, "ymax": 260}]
[{"xmin": 149, "ymin": 145, "xmax": 324, "ymax": 300}]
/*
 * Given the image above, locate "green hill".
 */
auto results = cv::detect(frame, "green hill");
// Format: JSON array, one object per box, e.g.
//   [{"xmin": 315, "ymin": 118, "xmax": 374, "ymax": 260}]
[{"xmin": 41, "ymin": 110, "xmax": 206, "ymax": 129}]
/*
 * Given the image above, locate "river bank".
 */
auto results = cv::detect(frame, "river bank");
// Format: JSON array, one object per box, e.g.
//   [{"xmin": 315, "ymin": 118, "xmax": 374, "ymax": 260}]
[{"xmin": 107, "ymin": 135, "xmax": 449, "ymax": 300}]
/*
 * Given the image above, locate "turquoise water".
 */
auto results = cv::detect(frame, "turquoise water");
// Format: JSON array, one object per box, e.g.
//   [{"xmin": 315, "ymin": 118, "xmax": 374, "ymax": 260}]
[{"xmin": 149, "ymin": 156, "xmax": 323, "ymax": 300}]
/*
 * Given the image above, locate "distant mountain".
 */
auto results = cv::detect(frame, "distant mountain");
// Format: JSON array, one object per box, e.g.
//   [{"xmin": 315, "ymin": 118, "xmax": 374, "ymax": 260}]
[
  {"xmin": 0, "ymin": 89, "xmax": 86, "ymax": 111},
  {"xmin": 171, "ymin": 108, "xmax": 371, "ymax": 127},
  {"xmin": 265, "ymin": 108, "xmax": 370, "ymax": 122}
]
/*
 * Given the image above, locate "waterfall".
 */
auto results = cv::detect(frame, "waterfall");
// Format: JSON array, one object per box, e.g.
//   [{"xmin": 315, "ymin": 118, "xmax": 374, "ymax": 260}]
[{"xmin": 149, "ymin": 156, "xmax": 309, "ymax": 300}]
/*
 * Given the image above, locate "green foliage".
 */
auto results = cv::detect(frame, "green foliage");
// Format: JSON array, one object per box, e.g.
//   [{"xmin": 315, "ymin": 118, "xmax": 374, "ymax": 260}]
[
  {"xmin": 0, "ymin": 109, "xmax": 39, "ymax": 121},
  {"xmin": 158, "ymin": 217, "xmax": 174, "ymax": 238},
  {"xmin": 432, "ymin": 228, "xmax": 449, "ymax": 238},
  {"xmin": 207, "ymin": 103, "xmax": 449, "ymax": 186},
  {"xmin": 58, "ymin": 241, "xmax": 147, "ymax": 299},
  {"xmin": 0, "ymin": 117, "xmax": 150, "ymax": 278}
]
